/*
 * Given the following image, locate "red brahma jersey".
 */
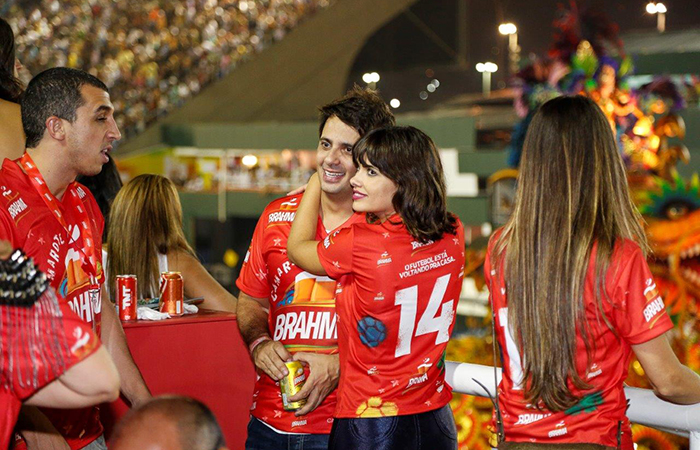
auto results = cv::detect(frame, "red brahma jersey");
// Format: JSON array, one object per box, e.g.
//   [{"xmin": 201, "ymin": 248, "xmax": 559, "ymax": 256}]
[
  {"xmin": 237, "ymin": 194, "xmax": 364, "ymax": 433},
  {"xmin": 0, "ymin": 158, "xmax": 106, "ymax": 449},
  {"xmin": 317, "ymin": 217, "xmax": 465, "ymax": 418},
  {"xmin": 485, "ymin": 236, "xmax": 674, "ymax": 449},
  {"xmin": 1, "ymin": 302, "xmax": 101, "ymax": 450}
]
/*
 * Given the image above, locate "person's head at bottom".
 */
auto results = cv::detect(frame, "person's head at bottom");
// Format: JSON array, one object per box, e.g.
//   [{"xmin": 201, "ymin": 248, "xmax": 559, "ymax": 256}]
[{"xmin": 110, "ymin": 395, "xmax": 228, "ymax": 450}]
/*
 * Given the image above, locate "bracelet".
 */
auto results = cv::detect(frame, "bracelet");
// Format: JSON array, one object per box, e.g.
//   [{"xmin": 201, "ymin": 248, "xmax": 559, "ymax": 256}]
[{"xmin": 249, "ymin": 335, "xmax": 272, "ymax": 354}]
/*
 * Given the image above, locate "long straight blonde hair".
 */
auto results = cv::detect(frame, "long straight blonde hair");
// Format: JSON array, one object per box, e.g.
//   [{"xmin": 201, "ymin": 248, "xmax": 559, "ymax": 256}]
[
  {"xmin": 106, "ymin": 174, "xmax": 195, "ymax": 300},
  {"xmin": 494, "ymin": 95, "xmax": 648, "ymax": 411}
]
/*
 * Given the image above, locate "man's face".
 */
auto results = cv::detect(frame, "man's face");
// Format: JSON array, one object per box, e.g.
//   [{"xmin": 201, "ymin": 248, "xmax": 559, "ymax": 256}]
[
  {"xmin": 64, "ymin": 84, "xmax": 121, "ymax": 177},
  {"xmin": 315, "ymin": 116, "xmax": 360, "ymax": 197}
]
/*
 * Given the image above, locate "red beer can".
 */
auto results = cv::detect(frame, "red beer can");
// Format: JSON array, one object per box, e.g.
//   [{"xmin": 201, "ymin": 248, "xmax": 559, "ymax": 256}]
[
  {"xmin": 116, "ymin": 275, "xmax": 138, "ymax": 322},
  {"xmin": 159, "ymin": 271, "xmax": 184, "ymax": 316}
]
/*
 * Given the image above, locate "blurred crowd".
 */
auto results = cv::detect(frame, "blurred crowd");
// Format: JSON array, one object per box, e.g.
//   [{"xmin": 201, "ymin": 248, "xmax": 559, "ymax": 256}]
[{"xmin": 3, "ymin": 0, "xmax": 330, "ymax": 139}]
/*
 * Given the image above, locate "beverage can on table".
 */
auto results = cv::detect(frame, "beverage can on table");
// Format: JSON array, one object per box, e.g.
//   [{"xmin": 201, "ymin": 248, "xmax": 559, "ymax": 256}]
[
  {"xmin": 159, "ymin": 271, "xmax": 183, "ymax": 316},
  {"xmin": 280, "ymin": 361, "xmax": 306, "ymax": 411},
  {"xmin": 116, "ymin": 275, "xmax": 138, "ymax": 322}
]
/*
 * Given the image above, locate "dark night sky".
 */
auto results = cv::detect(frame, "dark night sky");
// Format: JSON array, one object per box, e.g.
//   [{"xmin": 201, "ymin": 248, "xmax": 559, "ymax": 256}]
[{"xmin": 349, "ymin": 0, "xmax": 700, "ymax": 107}]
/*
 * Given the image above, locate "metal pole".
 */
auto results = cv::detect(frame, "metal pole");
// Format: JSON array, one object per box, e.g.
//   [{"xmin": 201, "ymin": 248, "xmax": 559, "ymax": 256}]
[
  {"xmin": 483, "ymin": 72, "xmax": 491, "ymax": 95},
  {"xmin": 658, "ymin": 12, "xmax": 666, "ymax": 32}
]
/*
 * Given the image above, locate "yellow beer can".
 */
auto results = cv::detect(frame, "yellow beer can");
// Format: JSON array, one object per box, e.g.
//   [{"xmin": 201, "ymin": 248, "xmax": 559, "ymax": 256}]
[{"xmin": 280, "ymin": 361, "xmax": 307, "ymax": 411}]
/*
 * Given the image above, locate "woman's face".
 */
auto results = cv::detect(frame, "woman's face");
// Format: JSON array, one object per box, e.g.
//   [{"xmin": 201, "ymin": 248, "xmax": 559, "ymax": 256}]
[{"xmin": 350, "ymin": 157, "xmax": 397, "ymax": 221}]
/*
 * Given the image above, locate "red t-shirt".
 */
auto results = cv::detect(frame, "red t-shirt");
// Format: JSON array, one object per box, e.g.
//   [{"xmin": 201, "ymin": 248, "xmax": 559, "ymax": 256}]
[
  {"xmin": 317, "ymin": 217, "xmax": 465, "ymax": 418},
  {"xmin": 485, "ymin": 235, "xmax": 674, "ymax": 448},
  {"xmin": 236, "ymin": 194, "xmax": 364, "ymax": 433},
  {"xmin": 0, "ymin": 158, "xmax": 106, "ymax": 449},
  {"xmin": 1, "ymin": 300, "xmax": 101, "ymax": 450}
]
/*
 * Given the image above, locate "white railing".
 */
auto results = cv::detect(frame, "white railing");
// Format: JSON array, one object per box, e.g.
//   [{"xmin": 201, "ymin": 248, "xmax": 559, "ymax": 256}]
[{"xmin": 445, "ymin": 361, "xmax": 700, "ymax": 448}]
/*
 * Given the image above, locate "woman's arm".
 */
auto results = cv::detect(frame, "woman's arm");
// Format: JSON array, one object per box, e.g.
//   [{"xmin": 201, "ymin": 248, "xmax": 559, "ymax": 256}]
[
  {"xmin": 169, "ymin": 250, "xmax": 238, "ymax": 313},
  {"xmin": 287, "ymin": 174, "xmax": 327, "ymax": 275},
  {"xmin": 25, "ymin": 346, "xmax": 120, "ymax": 408},
  {"xmin": 632, "ymin": 332, "xmax": 700, "ymax": 404}
]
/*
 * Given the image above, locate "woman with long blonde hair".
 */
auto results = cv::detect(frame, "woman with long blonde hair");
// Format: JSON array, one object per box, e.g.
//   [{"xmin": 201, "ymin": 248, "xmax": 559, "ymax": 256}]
[
  {"xmin": 486, "ymin": 95, "xmax": 700, "ymax": 449},
  {"xmin": 106, "ymin": 174, "xmax": 236, "ymax": 312}
]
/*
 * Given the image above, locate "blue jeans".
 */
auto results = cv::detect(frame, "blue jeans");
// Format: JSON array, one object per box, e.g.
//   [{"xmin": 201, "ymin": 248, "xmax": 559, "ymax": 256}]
[
  {"xmin": 79, "ymin": 435, "xmax": 107, "ymax": 450},
  {"xmin": 329, "ymin": 405, "xmax": 457, "ymax": 450},
  {"xmin": 245, "ymin": 416, "xmax": 330, "ymax": 450}
]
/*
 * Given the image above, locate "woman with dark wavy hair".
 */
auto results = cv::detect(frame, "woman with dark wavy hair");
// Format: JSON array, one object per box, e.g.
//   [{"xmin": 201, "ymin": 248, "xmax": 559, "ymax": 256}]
[
  {"xmin": 0, "ymin": 17, "xmax": 25, "ymax": 160},
  {"xmin": 288, "ymin": 126, "xmax": 464, "ymax": 450},
  {"xmin": 486, "ymin": 95, "xmax": 700, "ymax": 450}
]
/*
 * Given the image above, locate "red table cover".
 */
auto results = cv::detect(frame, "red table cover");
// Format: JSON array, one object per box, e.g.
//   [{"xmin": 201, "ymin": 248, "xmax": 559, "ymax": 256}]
[{"xmin": 101, "ymin": 310, "xmax": 255, "ymax": 449}]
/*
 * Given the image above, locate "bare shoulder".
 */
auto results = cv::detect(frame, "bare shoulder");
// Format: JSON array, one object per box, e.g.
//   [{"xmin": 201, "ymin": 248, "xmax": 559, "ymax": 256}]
[
  {"xmin": 0, "ymin": 100, "xmax": 25, "ymax": 161},
  {"xmin": 166, "ymin": 249, "xmax": 201, "ymax": 272}
]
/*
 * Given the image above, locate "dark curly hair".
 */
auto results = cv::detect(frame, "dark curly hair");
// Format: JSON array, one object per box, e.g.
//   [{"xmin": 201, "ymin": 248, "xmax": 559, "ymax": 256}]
[
  {"xmin": 0, "ymin": 17, "xmax": 23, "ymax": 103},
  {"xmin": 318, "ymin": 85, "xmax": 395, "ymax": 138},
  {"xmin": 353, "ymin": 126, "xmax": 457, "ymax": 243}
]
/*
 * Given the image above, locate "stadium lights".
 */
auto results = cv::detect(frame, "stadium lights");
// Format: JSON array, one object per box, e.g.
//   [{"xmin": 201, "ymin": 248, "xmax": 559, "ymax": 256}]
[
  {"xmin": 362, "ymin": 72, "xmax": 380, "ymax": 84},
  {"xmin": 498, "ymin": 23, "xmax": 517, "ymax": 36},
  {"xmin": 476, "ymin": 62, "xmax": 498, "ymax": 96},
  {"xmin": 499, "ymin": 22, "xmax": 520, "ymax": 75},
  {"xmin": 646, "ymin": 2, "xmax": 667, "ymax": 32}
]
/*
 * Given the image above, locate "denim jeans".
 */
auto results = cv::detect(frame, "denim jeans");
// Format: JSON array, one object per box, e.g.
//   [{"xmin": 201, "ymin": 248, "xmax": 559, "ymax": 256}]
[
  {"xmin": 79, "ymin": 435, "xmax": 107, "ymax": 450},
  {"xmin": 245, "ymin": 416, "xmax": 330, "ymax": 450},
  {"xmin": 329, "ymin": 405, "xmax": 457, "ymax": 450}
]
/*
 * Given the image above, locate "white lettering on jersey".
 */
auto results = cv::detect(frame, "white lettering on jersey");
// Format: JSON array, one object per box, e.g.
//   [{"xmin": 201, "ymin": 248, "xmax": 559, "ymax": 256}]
[
  {"xmin": 548, "ymin": 422, "xmax": 568, "ymax": 437},
  {"xmin": 514, "ymin": 413, "xmax": 552, "ymax": 425},
  {"xmin": 405, "ymin": 373, "xmax": 429, "ymax": 389},
  {"xmin": 268, "ymin": 211, "xmax": 296, "ymax": 224},
  {"xmin": 273, "ymin": 311, "xmax": 337, "ymax": 341},
  {"xmin": 643, "ymin": 297, "xmax": 665, "ymax": 322},
  {"xmin": 399, "ymin": 251, "xmax": 456, "ymax": 279},
  {"xmin": 411, "ymin": 240, "xmax": 434, "ymax": 250},
  {"xmin": 8, "ymin": 198, "xmax": 27, "ymax": 219},
  {"xmin": 69, "ymin": 290, "xmax": 94, "ymax": 324},
  {"xmin": 587, "ymin": 363, "xmax": 602, "ymax": 379},
  {"xmin": 291, "ymin": 419, "xmax": 307, "ymax": 428}
]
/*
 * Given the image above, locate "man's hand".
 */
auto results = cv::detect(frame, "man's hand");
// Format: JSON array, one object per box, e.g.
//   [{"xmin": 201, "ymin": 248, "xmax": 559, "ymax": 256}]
[
  {"xmin": 288, "ymin": 352, "xmax": 339, "ymax": 416},
  {"xmin": 252, "ymin": 340, "xmax": 292, "ymax": 381}
]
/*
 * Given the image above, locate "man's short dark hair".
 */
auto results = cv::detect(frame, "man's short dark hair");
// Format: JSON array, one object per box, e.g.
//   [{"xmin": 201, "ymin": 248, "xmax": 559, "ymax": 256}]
[
  {"xmin": 21, "ymin": 67, "xmax": 109, "ymax": 148},
  {"xmin": 111, "ymin": 395, "xmax": 226, "ymax": 450},
  {"xmin": 318, "ymin": 85, "xmax": 395, "ymax": 138}
]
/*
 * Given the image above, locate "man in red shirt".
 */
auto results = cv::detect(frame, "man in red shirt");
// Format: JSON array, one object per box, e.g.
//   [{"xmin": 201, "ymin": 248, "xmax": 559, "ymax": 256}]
[
  {"xmin": 236, "ymin": 87, "xmax": 394, "ymax": 449},
  {"xmin": 0, "ymin": 67, "xmax": 151, "ymax": 450},
  {"xmin": 0, "ymin": 244, "xmax": 120, "ymax": 450}
]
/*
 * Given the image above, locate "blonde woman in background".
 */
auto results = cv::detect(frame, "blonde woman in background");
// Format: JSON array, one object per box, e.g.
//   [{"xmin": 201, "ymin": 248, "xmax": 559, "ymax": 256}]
[{"xmin": 105, "ymin": 174, "xmax": 237, "ymax": 312}]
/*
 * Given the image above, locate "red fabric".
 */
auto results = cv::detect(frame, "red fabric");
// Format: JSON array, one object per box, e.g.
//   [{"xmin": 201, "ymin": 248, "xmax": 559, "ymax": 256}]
[
  {"xmin": 485, "ymin": 235, "xmax": 674, "ymax": 448},
  {"xmin": 100, "ymin": 311, "xmax": 255, "ymax": 450},
  {"xmin": 2, "ymin": 302, "xmax": 101, "ymax": 449},
  {"xmin": 317, "ymin": 218, "xmax": 465, "ymax": 418},
  {"xmin": 236, "ymin": 194, "xmax": 364, "ymax": 433},
  {"xmin": 0, "ymin": 158, "xmax": 106, "ymax": 449}
]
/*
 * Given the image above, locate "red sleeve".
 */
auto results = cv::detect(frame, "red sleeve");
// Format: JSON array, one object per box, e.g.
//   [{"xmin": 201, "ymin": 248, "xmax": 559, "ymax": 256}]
[
  {"xmin": 317, "ymin": 226, "xmax": 354, "ymax": 279},
  {"xmin": 610, "ymin": 243, "xmax": 674, "ymax": 345},
  {"xmin": 5, "ymin": 296, "xmax": 101, "ymax": 400},
  {"xmin": 235, "ymin": 211, "xmax": 270, "ymax": 298}
]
